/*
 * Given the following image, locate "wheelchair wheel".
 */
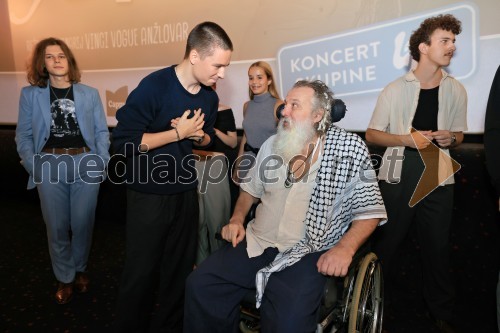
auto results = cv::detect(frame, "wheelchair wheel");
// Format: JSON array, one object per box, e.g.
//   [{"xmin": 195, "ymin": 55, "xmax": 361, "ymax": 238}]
[
  {"xmin": 347, "ymin": 252, "xmax": 384, "ymax": 333},
  {"xmin": 340, "ymin": 264, "xmax": 357, "ymax": 325}
]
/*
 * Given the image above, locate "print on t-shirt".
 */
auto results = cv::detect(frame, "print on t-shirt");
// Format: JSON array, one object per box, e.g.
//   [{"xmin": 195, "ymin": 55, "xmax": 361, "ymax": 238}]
[{"xmin": 50, "ymin": 98, "xmax": 81, "ymax": 137}]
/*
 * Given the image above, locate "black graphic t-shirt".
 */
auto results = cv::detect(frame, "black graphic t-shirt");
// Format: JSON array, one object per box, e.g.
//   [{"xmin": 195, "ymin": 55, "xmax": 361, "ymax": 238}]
[{"xmin": 44, "ymin": 85, "xmax": 87, "ymax": 149}]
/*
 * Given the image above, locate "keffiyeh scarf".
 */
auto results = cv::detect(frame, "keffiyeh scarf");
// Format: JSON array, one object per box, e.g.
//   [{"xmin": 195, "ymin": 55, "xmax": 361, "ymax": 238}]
[{"xmin": 255, "ymin": 125, "xmax": 385, "ymax": 307}]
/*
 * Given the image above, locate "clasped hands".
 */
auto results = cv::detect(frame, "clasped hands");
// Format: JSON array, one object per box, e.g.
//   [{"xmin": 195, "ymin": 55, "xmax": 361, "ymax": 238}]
[
  {"xmin": 171, "ymin": 109, "xmax": 205, "ymax": 142},
  {"xmin": 409, "ymin": 130, "xmax": 455, "ymax": 149}
]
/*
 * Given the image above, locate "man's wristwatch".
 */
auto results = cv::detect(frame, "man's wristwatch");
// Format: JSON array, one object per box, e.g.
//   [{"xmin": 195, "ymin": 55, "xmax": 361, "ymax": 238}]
[{"xmin": 450, "ymin": 133, "xmax": 456, "ymax": 145}]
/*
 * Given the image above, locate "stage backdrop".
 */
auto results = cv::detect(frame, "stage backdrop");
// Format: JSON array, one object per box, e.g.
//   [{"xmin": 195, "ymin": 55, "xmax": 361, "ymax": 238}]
[{"xmin": 1, "ymin": 0, "xmax": 499, "ymax": 133}]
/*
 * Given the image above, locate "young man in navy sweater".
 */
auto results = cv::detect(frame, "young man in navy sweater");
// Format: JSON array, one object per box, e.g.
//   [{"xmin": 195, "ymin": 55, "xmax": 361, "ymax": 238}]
[{"xmin": 111, "ymin": 21, "xmax": 232, "ymax": 332}]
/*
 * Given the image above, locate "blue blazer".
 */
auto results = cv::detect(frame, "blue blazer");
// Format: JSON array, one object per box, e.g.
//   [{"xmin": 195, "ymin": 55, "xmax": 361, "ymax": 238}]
[{"xmin": 15, "ymin": 83, "xmax": 110, "ymax": 189}]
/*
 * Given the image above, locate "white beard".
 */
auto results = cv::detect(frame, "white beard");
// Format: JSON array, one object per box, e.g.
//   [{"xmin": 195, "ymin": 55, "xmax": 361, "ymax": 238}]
[{"xmin": 273, "ymin": 117, "xmax": 316, "ymax": 164}]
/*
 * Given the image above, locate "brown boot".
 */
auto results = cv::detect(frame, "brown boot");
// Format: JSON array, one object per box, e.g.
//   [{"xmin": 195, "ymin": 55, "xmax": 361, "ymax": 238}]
[
  {"xmin": 74, "ymin": 272, "xmax": 90, "ymax": 293},
  {"xmin": 55, "ymin": 282, "xmax": 73, "ymax": 304}
]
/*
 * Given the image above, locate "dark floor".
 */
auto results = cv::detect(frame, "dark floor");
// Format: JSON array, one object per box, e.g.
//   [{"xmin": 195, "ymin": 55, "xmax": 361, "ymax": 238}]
[
  {"xmin": 0, "ymin": 194, "xmax": 125, "ymax": 333},
  {"xmin": 0, "ymin": 140, "xmax": 499, "ymax": 332}
]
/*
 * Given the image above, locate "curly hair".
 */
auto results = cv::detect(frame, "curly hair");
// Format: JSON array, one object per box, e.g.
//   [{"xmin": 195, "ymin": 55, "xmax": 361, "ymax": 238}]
[
  {"xmin": 27, "ymin": 37, "xmax": 81, "ymax": 87},
  {"xmin": 409, "ymin": 14, "xmax": 462, "ymax": 62},
  {"xmin": 292, "ymin": 80, "xmax": 334, "ymax": 135}
]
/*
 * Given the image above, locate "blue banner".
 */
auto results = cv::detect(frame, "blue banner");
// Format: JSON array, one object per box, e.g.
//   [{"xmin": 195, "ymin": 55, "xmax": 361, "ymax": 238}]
[{"xmin": 277, "ymin": 2, "xmax": 478, "ymax": 97}]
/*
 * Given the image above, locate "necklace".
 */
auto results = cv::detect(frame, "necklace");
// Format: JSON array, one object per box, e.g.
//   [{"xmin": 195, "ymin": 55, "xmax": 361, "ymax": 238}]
[
  {"xmin": 284, "ymin": 136, "xmax": 322, "ymax": 188},
  {"xmin": 50, "ymin": 84, "xmax": 72, "ymax": 101}
]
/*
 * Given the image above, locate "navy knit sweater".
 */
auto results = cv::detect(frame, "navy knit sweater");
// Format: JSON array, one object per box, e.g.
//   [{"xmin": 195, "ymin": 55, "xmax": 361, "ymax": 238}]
[{"xmin": 111, "ymin": 66, "xmax": 217, "ymax": 195}]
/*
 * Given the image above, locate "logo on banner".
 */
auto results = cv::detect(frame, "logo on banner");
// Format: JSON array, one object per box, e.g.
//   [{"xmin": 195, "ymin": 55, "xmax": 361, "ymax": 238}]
[
  {"xmin": 106, "ymin": 86, "xmax": 128, "ymax": 117},
  {"xmin": 277, "ymin": 2, "xmax": 478, "ymax": 97}
]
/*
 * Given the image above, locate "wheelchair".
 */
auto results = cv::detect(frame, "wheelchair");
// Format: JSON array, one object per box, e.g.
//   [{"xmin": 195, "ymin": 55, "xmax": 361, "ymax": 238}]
[
  {"xmin": 235, "ymin": 100, "xmax": 383, "ymax": 332},
  {"xmin": 238, "ymin": 248, "xmax": 384, "ymax": 333}
]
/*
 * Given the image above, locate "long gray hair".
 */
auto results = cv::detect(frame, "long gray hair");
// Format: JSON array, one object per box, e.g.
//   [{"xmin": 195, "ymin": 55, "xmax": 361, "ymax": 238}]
[{"xmin": 292, "ymin": 80, "xmax": 334, "ymax": 134}]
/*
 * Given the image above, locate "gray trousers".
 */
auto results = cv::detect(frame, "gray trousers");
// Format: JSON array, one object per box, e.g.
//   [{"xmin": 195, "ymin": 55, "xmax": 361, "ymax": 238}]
[{"xmin": 195, "ymin": 155, "xmax": 230, "ymax": 265}]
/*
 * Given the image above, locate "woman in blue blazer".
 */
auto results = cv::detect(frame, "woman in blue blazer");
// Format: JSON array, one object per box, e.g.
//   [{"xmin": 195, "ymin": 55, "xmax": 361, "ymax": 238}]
[{"xmin": 15, "ymin": 38, "xmax": 110, "ymax": 304}]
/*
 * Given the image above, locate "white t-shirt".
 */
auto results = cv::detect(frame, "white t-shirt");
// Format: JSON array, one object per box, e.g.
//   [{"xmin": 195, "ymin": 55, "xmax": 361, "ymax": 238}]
[{"xmin": 241, "ymin": 135, "xmax": 321, "ymax": 258}]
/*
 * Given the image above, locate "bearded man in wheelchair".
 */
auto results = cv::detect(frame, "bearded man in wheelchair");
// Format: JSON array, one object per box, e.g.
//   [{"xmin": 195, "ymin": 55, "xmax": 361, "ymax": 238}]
[{"xmin": 184, "ymin": 80, "xmax": 387, "ymax": 333}]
